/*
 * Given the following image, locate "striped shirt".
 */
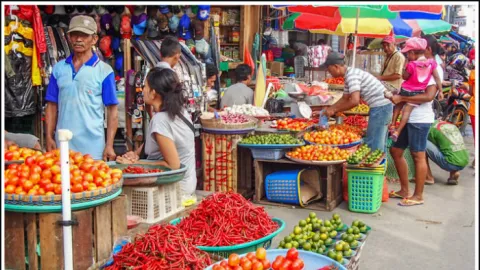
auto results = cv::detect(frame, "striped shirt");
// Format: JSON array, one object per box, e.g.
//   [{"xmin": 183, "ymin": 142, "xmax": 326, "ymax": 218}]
[{"xmin": 344, "ymin": 67, "xmax": 391, "ymax": 108}]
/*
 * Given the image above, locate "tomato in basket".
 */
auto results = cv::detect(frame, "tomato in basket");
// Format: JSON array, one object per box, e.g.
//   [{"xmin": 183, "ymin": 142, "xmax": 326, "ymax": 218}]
[{"xmin": 122, "ymin": 166, "xmax": 164, "ymax": 174}]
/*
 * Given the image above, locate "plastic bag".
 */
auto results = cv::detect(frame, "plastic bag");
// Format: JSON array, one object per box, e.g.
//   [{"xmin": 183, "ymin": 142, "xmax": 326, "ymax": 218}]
[
  {"xmin": 103, "ymin": 237, "xmax": 131, "ymax": 268},
  {"xmin": 265, "ymin": 98, "xmax": 285, "ymax": 113},
  {"xmin": 319, "ymin": 109, "xmax": 329, "ymax": 129}
]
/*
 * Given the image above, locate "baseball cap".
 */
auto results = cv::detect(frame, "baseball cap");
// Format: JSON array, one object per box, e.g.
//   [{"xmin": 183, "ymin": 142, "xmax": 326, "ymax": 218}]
[
  {"xmin": 99, "ymin": 36, "xmax": 113, "ymax": 58},
  {"xmin": 401, "ymin": 37, "xmax": 427, "ymax": 53},
  {"xmin": 120, "ymin": 15, "xmax": 132, "ymax": 39},
  {"xmin": 68, "ymin": 15, "xmax": 97, "ymax": 35},
  {"xmin": 382, "ymin": 36, "xmax": 395, "ymax": 44},
  {"xmin": 44, "ymin": 5, "xmax": 55, "ymax": 15},
  {"xmin": 115, "ymin": 52, "xmax": 124, "ymax": 76},
  {"xmin": 125, "ymin": 5, "xmax": 135, "ymax": 15},
  {"xmin": 95, "ymin": 5, "xmax": 106, "ymax": 15},
  {"xmin": 178, "ymin": 14, "xmax": 192, "ymax": 40},
  {"xmin": 64, "ymin": 5, "xmax": 75, "ymax": 14},
  {"xmin": 111, "ymin": 36, "xmax": 121, "ymax": 51},
  {"xmin": 320, "ymin": 52, "xmax": 346, "ymax": 68},
  {"xmin": 197, "ymin": 5, "xmax": 210, "ymax": 21},
  {"xmin": 147, "ymin": 18, "xmax": 159, "ymax": 38},
  {"xmin": 112, "ymin": 14, "xmax": 121, "ymax": 35},
  {"xmin": 172, "ymin": 5, "xmax": 181, "ymax": 14},
  {"xmin": 84, "ymin": 6, "xmax": 94, "ymax": 14},
  {"xmin": 100, "ymin": 13, "xmax": 114, "ymax": 35},
  {"xmin": 76, "ymin": 6, "xmax": 86, "ymax": 13},
  {"xmin": 132, "ymin": 13, "xmax": 148, "ymax": 36},
  {"xmin": 168, "ymin": 15, "xmax": 180, "ymax": 33},
  {"xmin": 159, "ymin": 5, "xmax": 170, "ymax": 14}
]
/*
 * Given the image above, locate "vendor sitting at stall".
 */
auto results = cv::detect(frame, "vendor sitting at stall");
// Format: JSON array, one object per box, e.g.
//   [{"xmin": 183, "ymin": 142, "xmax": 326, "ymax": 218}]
[
  {"xmin": 220, "ymin": 64, "xmax": 253, "ymax": 108},
  {"xmin": 424, "ymin": 120, "xmax": 469, "ymax": 185},
  {"xmin": 117, "ymin": 67, "xmax": 197, "ymax": 200},
  {"xmin": 321, "ymin": 52, "xmax": 393, "ymax": 152},
  {"xmin": 376, "ymin": 36, "xmax": 405, "ymax": 91}
]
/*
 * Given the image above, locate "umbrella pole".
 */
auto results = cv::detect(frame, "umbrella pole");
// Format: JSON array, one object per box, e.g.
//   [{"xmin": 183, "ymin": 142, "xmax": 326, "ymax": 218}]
[
  {"xmin": 58, "ymin": 129, "xmax": 74, "ymax": 270},
  {"xmin": 351, "ymin": 7, "xmax": 360, "ymax": 68}
]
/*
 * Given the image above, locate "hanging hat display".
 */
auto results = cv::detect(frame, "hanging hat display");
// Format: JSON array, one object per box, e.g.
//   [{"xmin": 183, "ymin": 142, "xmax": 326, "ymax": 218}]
[
  {"xmin": 171, "ymin": 5, "xmax": 181, "ymax": 14},
  {"xmin": 43, "ymin": 5, "xmax": 55, "ymax": 15},
  {"xmin": 76, "ymin": 6, "xmax": 86, "ymax": 13},
  {"xmin": 197, "ymin": 5, "xmax": 210, "ymax": 21},
  {"xmin": 125, "ymin": 5, "xmax": 135, "ymax": 15},
  {"xmin": 64, "ymin": 5, "xmax": 75, "ymax": 14},
  {"xmin": 134, "ymin": 5, "xmax": 146, "ymax": 16},
  {"xmin": 84, "ymin": 6, "xmax": 94, "ymax": 14},
  {"xmin": 147, "ymin": 6, "xmax": 158, "ymax": 17},
  {"xmin": 115, "ymin": 51, "xmax": 124, "ymax": 77},
  {"xmin": 114, "ymin": 6, "xmax": 125, "ymax": 15},
  {"xmin": 112, "ymin": 13, "xmax": 121, "ymax": 35},
  {"xmin": 106, "ymin": 6, "xmax": 116, "ymax": 14},
  {"xmin": 99, "ymin": 36, "xmax": 113, "ymax": 58},
  {"xmin": 120, "ymin": 15, "xmax": 132, "ymax": 39},
  {"xmin": 112, "ymin": 36, "xmax": 121, "ymax": 52},
  {"xmin": 178, "ymin": 14, "xmax": 192, "ymax": 40},
  {"xmin": 131, "ymin": 13, "xmax": 148, "ymax": 36}
]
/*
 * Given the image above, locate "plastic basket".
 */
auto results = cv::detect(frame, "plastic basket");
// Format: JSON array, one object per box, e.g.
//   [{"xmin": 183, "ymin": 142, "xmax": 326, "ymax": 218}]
[
  {"xmin": 251, "ymin": 149, "xmax": 285, "ymax": 160},
  {"xmin": 347, "ymin": 168, "xmax": 385, "ymax": 214},
  {"xmin": 170, "ymin": 218, "xmax": 285, "ymax": 258},
  {"xmin": 265, "ymin": 169, "xmax": 321, "ymax": 207},
  {"xmin": 122, "ymin": 182, "xmax": 184, "ymax": 224}
]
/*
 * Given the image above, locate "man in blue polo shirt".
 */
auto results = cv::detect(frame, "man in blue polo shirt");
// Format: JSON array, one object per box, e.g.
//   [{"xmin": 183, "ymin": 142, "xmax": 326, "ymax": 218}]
[{"xmin": 45, "ymin": 15, "xmax": 119, "ymax": 161}]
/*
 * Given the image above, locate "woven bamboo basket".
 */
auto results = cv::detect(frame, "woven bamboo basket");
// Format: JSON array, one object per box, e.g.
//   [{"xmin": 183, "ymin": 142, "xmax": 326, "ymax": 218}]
[{"xmin": 200, "ymin": 113, "xmax": 258, "ymax": 130}]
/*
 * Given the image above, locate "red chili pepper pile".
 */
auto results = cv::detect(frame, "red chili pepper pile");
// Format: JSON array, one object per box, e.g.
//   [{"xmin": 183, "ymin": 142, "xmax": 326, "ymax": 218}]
[
  {"xmin": 344, "ymin": 115, "xmax": 368, "ymax": 130},
  {"xmin": 123, "ymin": 166, "xmax": 164, "ymax": 174},
  {"xmin": 177, "ymin": 192, "xmax": 279, "ymax": 247},
  {"xmin": 105, "ymin": 225, "xmax": 211, "ymax": 270}
]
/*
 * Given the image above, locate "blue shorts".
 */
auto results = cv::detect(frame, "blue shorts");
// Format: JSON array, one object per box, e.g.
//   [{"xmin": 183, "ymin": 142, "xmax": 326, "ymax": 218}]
[{"xmin": 392, "ymin": 123, "xmax": 431, "ymax": 152}]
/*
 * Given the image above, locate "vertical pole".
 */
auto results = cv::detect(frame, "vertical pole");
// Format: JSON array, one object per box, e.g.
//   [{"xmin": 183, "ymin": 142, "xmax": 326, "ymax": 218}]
[
  {"xmin": 58, "ymin": 129, "xmax": 73, "ymax": 270},
  {"xmin": 351, "ymin": 7, "xmax": 360, "ymax": 68}
]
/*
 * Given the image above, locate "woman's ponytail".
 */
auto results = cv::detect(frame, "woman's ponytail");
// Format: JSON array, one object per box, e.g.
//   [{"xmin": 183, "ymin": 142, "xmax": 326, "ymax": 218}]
[{"xmin": 146, "ymin": 67, "xmax": 186, "ymax": 119}]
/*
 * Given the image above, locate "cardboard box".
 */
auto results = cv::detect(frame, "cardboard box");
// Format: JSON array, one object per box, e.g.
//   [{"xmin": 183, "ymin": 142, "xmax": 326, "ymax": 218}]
[{"xmin": 269, "ymin": 61, "xmax": 284, "ymax": 77}]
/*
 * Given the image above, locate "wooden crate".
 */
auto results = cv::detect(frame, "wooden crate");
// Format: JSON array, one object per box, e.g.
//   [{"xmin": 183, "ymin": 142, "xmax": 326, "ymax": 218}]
[
  {"xmin": 254, "ymin": 159, "xmax": 343, "ymax": 211},
  {"xmin": 5, "ymin": 195, "xmax": 127, "ymax": 270},
  {"xmin": 201, "ymin": 133, "xmax": 254, "ymax": 198}
]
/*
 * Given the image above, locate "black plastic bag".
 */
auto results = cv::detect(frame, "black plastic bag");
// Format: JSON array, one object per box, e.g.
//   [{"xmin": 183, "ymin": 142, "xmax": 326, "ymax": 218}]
[{"xmin": 265, "ymin": 98, "xmax": 285, "ymax": 113}]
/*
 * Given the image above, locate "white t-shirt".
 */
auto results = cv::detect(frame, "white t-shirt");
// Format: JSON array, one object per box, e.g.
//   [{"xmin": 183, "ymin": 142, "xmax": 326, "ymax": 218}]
[{"xmin": 408, "ymin": 64, "xmax": 443, "ymax": 123}]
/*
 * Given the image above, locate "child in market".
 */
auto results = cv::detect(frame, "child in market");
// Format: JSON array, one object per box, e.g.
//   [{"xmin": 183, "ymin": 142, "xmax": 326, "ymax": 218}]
[{"xmin": 387, "ymin": 37, "xmax": 443, "ymax": 141}]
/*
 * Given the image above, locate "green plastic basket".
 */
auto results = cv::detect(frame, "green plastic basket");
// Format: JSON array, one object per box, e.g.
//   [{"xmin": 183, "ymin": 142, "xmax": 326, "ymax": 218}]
[
  {"xmin": 347, "ymin": 168, "xmax": 385, "ymax": 214},
  {"xmin": 170, "ymin": 218, "xmax": 285, "ymax": 258}
]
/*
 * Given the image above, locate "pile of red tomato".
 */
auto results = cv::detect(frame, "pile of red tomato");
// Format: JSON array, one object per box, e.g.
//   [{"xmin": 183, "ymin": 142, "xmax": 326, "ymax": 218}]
[
  {"xmin": 304, "ymin": 129, "xmax": 361, "ymax": 146},
  {"xmin": 4, "ymin": 146, "xmax": 43, "ymax": 161},
  {"xmin": 274, "ymin": 118, "xmax": 318, "ymax": 132},
  {"xmin": 323, "ymin": 77, "xmax": 344, "ymax": 85},
  {"xmin": 211, "ymin": 248, "xmax": 305, "ymax": 270},
  {"xmin": 4, "ymin": 146, "xmax": 122, "ymax": 196}
]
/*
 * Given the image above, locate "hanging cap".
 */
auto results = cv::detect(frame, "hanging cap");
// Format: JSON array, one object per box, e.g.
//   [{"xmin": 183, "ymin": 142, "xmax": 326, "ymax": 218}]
[
  {"xmin": 147, "ymin": 18, "xmax": 159, "ymax": 38},
  {"xmin": 147, "ymin": 6, "xmax": 158, "ymax": 17},
  {"xmin": 84, "ymin": 6, "xmax": 94, "ymax": 14},
  {"xmin": 106, "ymin": 6, "xmax": 116, "ymax": 14},
  {"xmin": 44, "ymin": 5, "xmax": 55, "ymax": 15},
  {"xmin": 168, "ymin": 15, "xmax": 180, "ymax": 33},
  {"xmin": 115, "ymin": 52, "xmax": 124, "ymax": 76},
  {"xmin": 401, "ymin": 37, "xmax": 427, "ymax": 53},
  {"xmin": 95, "ymin": 5, "xmax": 106, "ymax": 15},
  {"xmin": 120, "ymin": 15, "xmax": 132, "ymax": 39},
  {"xmin": 112, "ymin": 14, "xmax": 121, "ymax": 34},
  {"xmin": 99, "ymin": 36, "xmax": 113, "ymax": 58},
  {"xmin": 159, "ymin": 5, "xmax": 170, "ymax": 14},
  {"xmin": 100, "ymin": 13, "xmax": 114, "ymax": 35},
  {"xmin": 68, "ymin": 15, "xmax": 97, "ymax": 35},
  {"xmin": 47, "ymin": 14, "xmax": 61, "ymax": 26},
  {"xmin": 111, "ymin": 36, "xmax": 121, "ymax": 51},
  {"xmin": 178, "ymin": 14, "xmax": 192, "ymax": 40},
  {"xmin": 115, "ymin": 6, "xmax": 125, "ymax": 15},
  {"xmin": 320, "ymin": 52, "xmax": 346, "ymax": 68},
  {"xmin": 64, "ymin": 5, "xmax": 75, "ymax": 14},
  {"xmin": 171, "ymin": 5, "xmax": 181, "ymax": 14},
  {"xmin": 197, "ymin": 5, "xmax": 210, "ymax": 21},
  {"xmin": 132, "ymin": 13, "xmax": 148, "ymax": 36},
  {"xmin": 191, "ymin": 5, "xmax": 199, "ymax": 15},
  {"xmin": 125, "ymin": 5, "xmax": 135, "ymax": 15},
  {"xmin": 134, "ymin": 5, "xmax": 146, "ymax": 15},
  {"xmin": 76, "ymin": 6, "xmax": 86, "ymax": 13}
]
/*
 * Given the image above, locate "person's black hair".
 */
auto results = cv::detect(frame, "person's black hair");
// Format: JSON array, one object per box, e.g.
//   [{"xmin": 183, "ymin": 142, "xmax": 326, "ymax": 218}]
[
  {"xmin": 235, "ymin": 64, "xmax": 252, "ymax": 82},
  {"xmin": 422, "ymin": 34, "xmax": 439, "ymax": 56},
  {"xmin": 206, "ymin": 63, "xmax": 218, "ymax": 79},
  {"xmin": 146, "ymin": 67, "xmax": 186, "ymax": 119},
  {"xmin": 411, "ymin": 49, "xmax": 426, "ymax": 55},
  {"xmin": 160, "ymin": 36, "xmax": 181, "ymax": 58},
  {"xmin": 438, "ymin": 46, "xmax": 446, "ymax": 56},
  {"xmin": 317, "ymin": 39, "xmax": 326, "ymax": 45}
]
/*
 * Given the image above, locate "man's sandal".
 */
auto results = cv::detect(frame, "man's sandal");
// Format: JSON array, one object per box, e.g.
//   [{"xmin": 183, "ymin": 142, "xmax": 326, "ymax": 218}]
[
  {"xmin": 447, "ymin": 178, "xmax": 458, "ymax": 185},
  {"xmin": 389, "ymin": 191, "xmax": 405, "ymax": 199}
]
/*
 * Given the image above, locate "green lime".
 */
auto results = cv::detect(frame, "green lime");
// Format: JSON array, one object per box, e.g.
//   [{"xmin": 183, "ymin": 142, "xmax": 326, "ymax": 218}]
[
  {"xmin": 351, "ymin": 240, "xmax": 358, "ymax": 249},
  {"xmin": 333, "ymin": 213, "xmax": 340, "ymax": 220},
  {"xmin": 337, "ymin": 224, "xmax": 344, "ymax": 231},
  {"xmin": 284, "ymin": 236, "xmax": 292, "ymax": 243},
  {"xmin": 320, "ymin": 233, "xmax": 328, "ymax": 241},
  {"xmin": 346, "ymin": 235, "xmax": 354, "ymax": 243},
  {"xmin": 347, "ymin": 228, "xmax": 354, "ymax": 234},
  {"xmin": 344, "ymin": 249, "xmax": 353, "ymax": 257},
  {"xmin": 341, "ymin": 234, "xmax": 348, "ymax": 241},
  {"xmin": 313, "ymin": 223, "xmax": 321, "ymax": 231},
  {"xmin": 279, "ymin": 240, "xmax": 285, "ymax": 247},
  {"xmin": 309, "ymin": 212, "xmax": 317, "ymax": 219},
  {"xmin": 325, "ymin": 238, "xmax": 333, "ymax": 246},
  {"xmin": 290, "ymin": 233, "xmax": 296, "ymax": 238},
  {"xmin": 311, "ymin": 217, "xmax": 318, "ymax": 224},
  {"xmin": 295, "ymin": 235, "xmax": 303, "ymax": 241},
  {"xmin": 320, "ymin": 227, "xmax": 327, "ymax": 233},
  {"xmin": 360, "ymin": 226, "xmax": 367, "ymax": 233},
  {"xmin": 298, "ymin": 239, "xmax": 305, "ymax": 246},
  {"xmin": 313, "ymin": 234, "xmax": 321, "ymax": 242},
  {"xmin": 358, "ymin": 221, "xmax": 365, "ymax": 227},
  {"xmin": 336, "ymin": 253, "xmax": 343, "ymax": 263},
  {"xmin": 299, "ymin": 220, "xmax": 307, "ymax": 227},
  {"xmin": 329, "ymin": 230, "xmax": 338, "ymax": 238},
  {"xmin": 353, "ymin": 227, "xmax": 360, "ymax": 235},
  {"xmin": 335, "ymin": 243, "xmax": 343, "ymax": 251},
  {"xmin": 317, "ymin": 219, "xmax": 324, "ymax": 225},
  {"xmin": 336, "ymin": 218, "xmax": 342, "ymax": 224},
  {"xmin": 352, "ymin": 220, "xmax": 360, "ymax": 227},
  {"xmin": 294, "ymin": 226, "xmax": 303, "ymax": 235},
  {"xmin": 292, "ymin": 241, "xmax": 299, "ymax": 248},
  {"xmin": 303, "ymin": 242, "xmax": 312, "ymax": 251},
  {"xmin": 343, "ymin": 243, "xmax": 350, "ymax": 251},
  {"xmin": 306, "ymin": 217, "xmax": 311, "ymax": 223},
  {"xmin": 325, "ymin": 220, "xmax": 332, "ymax": 227},
  {"xmin": 327, "ymin": 250, "xmax": 336, "ymax": 259},
  {"xmin": 318, "ymin": 240, "xmax": 324, "ymax": 246},
  {"xmin": 284, "ymin": 242, "xmax": 293, "ymax": 249}
]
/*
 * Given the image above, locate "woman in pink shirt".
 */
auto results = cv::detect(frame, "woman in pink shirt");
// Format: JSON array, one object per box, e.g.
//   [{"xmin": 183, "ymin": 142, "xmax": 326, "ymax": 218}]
[{"xmin": 388, "ymin": 37, "xmax": 443, "ymax": 141}]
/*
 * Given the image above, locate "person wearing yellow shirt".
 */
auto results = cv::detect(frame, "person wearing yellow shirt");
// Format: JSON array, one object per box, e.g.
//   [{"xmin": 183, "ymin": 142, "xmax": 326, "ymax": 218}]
[{"xmin": 468, "ymin": 65, "xmax": 475, "ymax": 169}]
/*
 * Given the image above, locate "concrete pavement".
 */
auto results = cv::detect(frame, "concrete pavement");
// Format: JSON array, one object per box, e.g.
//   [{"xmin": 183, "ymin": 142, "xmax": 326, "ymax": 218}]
[{"xmin": 265, "ymin": 129, "xmax": 476, "ymax": 270}]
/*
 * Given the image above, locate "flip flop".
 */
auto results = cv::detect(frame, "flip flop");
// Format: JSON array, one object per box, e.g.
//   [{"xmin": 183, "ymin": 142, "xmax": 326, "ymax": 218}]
[
  {"xmin": 447, "ymin": 178, "xmax": 458, "ymax": 185},
  {"xmin": 409, "ymin": 179, "xmax": 434, "ymax": 185},
  {"xmin": 398, "ymin": 198, "xmax": 424, "ymax": 207},
  {"xmin": 389, "ymin": 191, "xmax": 405, "ymax": 199}
]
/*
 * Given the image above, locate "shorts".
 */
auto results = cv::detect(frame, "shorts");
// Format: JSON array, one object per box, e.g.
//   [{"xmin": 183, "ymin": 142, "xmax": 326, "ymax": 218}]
[
  {"xmin": 392, "ymin": 123, "xmax": 431, "ymax": 152},
  {"xmin": 400, "ymin": 88, "xmax": 425, "ymax": 107}
]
